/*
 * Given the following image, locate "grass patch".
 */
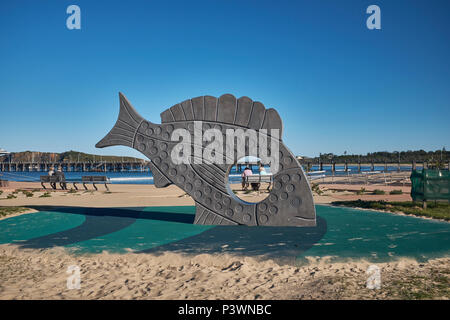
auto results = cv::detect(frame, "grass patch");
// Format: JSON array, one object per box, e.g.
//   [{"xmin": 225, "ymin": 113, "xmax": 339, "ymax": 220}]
[
  {"xmin": 6, "ymin": 194, "xmax": 17, "ymax": 199},
  {"xmin": 372, "ymin": 189, "xmax": 385, "ymax": 195},
  {"xmin": 332, "ymin": 200, "xmax": 450, "ymax": 220},
  {"xmin": 311, "ymin": 183, "xmax": 323, "ymax": 195},
  {"xmin": 39, "ymin": 192, "xmax": 51, "ymax": 198},
  {"xmin": 389, "ymin": 189, "xmax": 403, "ymax": 195},
  {"xmin": 21, "ymin": 190, "xmax": 34, "ymax": 197},
  {"xmin": 386, "ymin": 273, "xmax": 450, "ymax": 300},
  {"xmin": 0, "ymin": 206, "xmax": 31, "ymax": 217}
]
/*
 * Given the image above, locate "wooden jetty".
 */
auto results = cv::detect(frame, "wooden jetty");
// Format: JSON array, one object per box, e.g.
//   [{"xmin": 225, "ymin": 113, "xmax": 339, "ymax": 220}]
[
  {"xmin": 1, "ymin": 159, "xmax": 448, "ymax": 173},
  {"xmin": 299, "ymin": 160, "xmax": 450, "ymax": 173},
  {"xmin": 0, "ymin": 161, "xmax": 150, "ymax": 172}
]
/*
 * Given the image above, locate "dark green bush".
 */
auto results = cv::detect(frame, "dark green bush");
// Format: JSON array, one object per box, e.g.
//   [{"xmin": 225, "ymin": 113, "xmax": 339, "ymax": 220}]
[
  {"xmin": 356, "ymin": 187, "xmax": 366, "ymax": 195},
  {"xmin": 39, "ymin": 192, "xmax": 51, "ymax": 198}
]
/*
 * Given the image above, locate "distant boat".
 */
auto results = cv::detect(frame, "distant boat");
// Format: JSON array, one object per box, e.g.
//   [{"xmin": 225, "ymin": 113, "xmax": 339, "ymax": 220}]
[{"xmin": 0, "ymin": 148, "xmax": 10, "ymax": 155}]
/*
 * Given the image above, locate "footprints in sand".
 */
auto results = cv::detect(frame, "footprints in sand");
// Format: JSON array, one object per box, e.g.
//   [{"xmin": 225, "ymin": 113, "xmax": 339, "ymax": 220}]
[{"xmin": 0, "ymin": 245, "xmax": 449, "ymax": 299}]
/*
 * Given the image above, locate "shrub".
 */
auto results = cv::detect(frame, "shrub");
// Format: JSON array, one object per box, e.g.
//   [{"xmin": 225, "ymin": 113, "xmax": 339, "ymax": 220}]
[
  {"xmin": 0, "ymin": 206, "xmax": 31, "ymax": 217},
  {"xmin": 390, "ymin": 189, "xmax": 403, "ymax": 195},
  {"xmin": 39, "ymin": 192, "xmax": 51, "ymax": 198},
  {"xmin": 373, "ymin": 189, "xmax": 386, "ymax": 195},
  {"xmin": 311, "ymin": 183, "xmax": 323, "ymax": 195},
  {"xmin": 6, "ymin": 194, "xmax": 17, "ymax": 199},
  {"xmin": 21, "ymin": 190, "xmax": 34, "ymax": 197},
  {"xmin": 331, "ymin": 200, "xmax": 450, "ymax": 221}
]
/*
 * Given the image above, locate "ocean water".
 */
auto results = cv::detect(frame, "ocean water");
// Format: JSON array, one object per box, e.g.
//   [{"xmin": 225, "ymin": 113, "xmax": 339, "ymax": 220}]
[
  {"xmin": 0, "ymin": 171, "xmax": 156, "ymax": 184},
  {"xmin": 0, "ymin": 168, "xmax": 243, "ymax": 184},
  {"xmin": 0, "ymin": 165, "xmax": 415, "ymax": 185}
]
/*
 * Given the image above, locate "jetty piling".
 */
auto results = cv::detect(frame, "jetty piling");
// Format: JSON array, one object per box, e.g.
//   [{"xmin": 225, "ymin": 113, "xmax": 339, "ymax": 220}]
[{"xmin": 0, "ymin": 161, "xmax": 150, "ymax": 172}]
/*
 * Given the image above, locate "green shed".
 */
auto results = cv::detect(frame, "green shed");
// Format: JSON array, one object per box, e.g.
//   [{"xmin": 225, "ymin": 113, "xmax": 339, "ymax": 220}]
[{"xmin": 410, "ymin": 169, "xmax": 450, "ymax": 202}]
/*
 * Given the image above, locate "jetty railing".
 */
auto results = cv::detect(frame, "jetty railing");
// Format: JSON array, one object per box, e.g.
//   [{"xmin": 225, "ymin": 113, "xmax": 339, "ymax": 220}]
[
  {"xmin": 306, "ymin": 170, "xmax": 412, "ymax": 186},
  {"xmin": 0, "ymin": 161, "xmax": 151, "ymax": 173}
]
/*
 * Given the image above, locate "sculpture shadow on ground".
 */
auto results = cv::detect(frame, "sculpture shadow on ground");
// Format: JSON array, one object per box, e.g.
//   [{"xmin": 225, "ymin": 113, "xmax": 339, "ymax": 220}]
[
  {"xmin": 139, "ymin": 216, "xmax": 327, "ymax": 262},
  {"xmin": 17, "ymin": 206, "xmax": 327, "ymax": 261},
  {"xmin": 19, "ymin": 206, "xmax": 195, "ymax": 249}
]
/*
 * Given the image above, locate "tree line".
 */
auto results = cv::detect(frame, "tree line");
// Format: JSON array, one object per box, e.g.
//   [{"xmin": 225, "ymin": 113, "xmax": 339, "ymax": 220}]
[{"xmin": 307, "ymin": 149, "xmax": 448, "ymax": 163}]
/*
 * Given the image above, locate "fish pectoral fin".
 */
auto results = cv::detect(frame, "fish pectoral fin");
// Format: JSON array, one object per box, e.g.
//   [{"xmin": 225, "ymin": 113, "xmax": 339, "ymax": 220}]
[
  {"xmin": 148, "ymin": 162, "xmax": 172, "ymax": 188},
  {"xmin": 193, "ymin": 202, "xmax": 238, "ymax": 226}
]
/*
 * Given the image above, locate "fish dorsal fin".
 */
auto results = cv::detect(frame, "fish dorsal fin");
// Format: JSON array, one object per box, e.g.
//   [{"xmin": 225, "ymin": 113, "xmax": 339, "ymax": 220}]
[{"xmin": 160, "ymin": 94, "xmax": 283, "ymax": 136}]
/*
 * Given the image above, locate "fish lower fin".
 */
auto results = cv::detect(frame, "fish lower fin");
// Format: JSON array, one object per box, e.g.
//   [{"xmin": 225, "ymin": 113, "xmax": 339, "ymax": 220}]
[
  {"xmin": 193, "ymin": 202, "xmax": 238, "ymax": 225},
  {"xmin": 148, "ymin": 162, "xmax": 172, "ymax": 188},
  {"xmin": 96, "ymin": 92, "xmax": 144, "ymax": 148}
]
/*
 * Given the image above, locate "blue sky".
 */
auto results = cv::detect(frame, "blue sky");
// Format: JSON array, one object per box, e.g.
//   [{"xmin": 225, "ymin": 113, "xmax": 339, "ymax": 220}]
[{"xmin": 0, "ymin": 0, "xmax": 449, "ymax": 158}]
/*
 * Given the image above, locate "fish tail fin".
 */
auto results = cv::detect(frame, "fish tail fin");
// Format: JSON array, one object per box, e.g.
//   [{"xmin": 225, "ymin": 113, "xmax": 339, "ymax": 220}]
[{"xmin": 96, "ymin": 92, "xmax": 145, "ymax": 148}]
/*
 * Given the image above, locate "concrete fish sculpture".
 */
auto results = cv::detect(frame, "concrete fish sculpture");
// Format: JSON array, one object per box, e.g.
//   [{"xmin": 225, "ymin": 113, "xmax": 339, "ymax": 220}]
[{"xmin": 96, "ymin": 93, "xmax": 316, "ymax": 227}]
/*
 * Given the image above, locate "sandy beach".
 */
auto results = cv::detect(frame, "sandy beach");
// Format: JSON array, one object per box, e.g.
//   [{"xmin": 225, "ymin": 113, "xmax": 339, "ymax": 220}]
[
  {"xmin": 1, "ymin": 181, "xmax": 448, "ymax": 300},
  {"xmin": 0, "ymin": 179, "xmax": 412, "ymax": 208},
  {"xmin": 0, "ymin": 244, "xmax": 448, "ymax": 300}
]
